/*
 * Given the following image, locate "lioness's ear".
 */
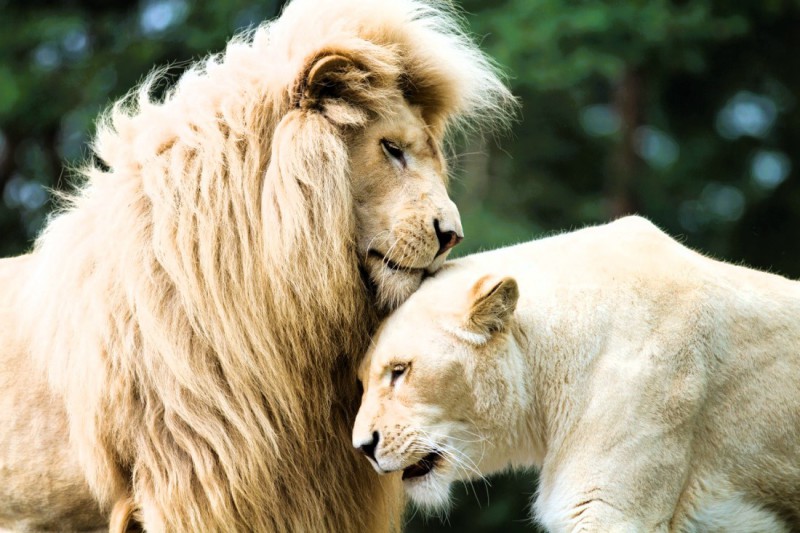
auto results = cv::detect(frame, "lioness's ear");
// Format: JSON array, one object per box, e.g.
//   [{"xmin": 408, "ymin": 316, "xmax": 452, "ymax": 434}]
[
  {"xmin": 295, "ymin": 53, "xmax": 357, "ymax": 109},
  {"xmin": 466, "ymin": 275, "xmax": 519, "ymax": 338}
]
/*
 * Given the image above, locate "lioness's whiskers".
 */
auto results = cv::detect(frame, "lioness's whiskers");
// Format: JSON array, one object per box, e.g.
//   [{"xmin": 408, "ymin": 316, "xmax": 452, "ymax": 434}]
[{"xmin": 417, "ymin": 430, "xmax": 488, "ymax": 484}]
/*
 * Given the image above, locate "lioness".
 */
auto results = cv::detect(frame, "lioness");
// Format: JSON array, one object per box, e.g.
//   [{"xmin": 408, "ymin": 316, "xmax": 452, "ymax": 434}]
[{"xmin": 353, "ymin": 216, "xmax": 800, "ymax": 532}]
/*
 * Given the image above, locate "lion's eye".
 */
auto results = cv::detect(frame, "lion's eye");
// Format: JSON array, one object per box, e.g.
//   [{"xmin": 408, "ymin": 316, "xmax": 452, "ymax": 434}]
[
  {"xmin": 390, "ymin": 363, "xmax": 407, "ymax": 385},
  {"xmin": 380, "ymin": 139, "xmax": 406, "ymax": 168}
]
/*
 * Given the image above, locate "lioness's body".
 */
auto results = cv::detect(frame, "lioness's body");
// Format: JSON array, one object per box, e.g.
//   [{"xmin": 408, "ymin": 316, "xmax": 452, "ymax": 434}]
[{"xmin": 355, "ymin": 216, "xmax": 800, "ymax": 532}]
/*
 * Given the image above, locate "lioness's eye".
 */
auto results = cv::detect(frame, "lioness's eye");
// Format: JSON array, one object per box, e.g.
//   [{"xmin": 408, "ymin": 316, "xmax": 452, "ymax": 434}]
[
  {"xmin": 380, "ymin": 139, "xmax": 406, "ymax": 168},
  {"xmin": 390, "ymin": 363, "xmax": 407, "ymax": 385}
]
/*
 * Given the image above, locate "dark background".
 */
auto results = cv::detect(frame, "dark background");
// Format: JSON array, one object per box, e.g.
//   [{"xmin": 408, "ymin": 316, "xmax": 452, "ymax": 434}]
[{"xmin": 2, "ymin": 1, "xmax": 798, "ymax": 531}]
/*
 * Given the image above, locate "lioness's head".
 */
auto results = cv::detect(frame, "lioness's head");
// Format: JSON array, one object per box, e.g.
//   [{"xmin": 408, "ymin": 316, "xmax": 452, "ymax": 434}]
[{"xmin": 352, "ymin": 273, "xmax": 525, "ymax": 510}]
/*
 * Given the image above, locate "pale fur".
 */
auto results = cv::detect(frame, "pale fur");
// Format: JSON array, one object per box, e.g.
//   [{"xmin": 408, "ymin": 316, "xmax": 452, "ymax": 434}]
[
  {"xmin": 0, "ymin": 0, "xmax": 515, "ymax": 530},
  {"xmin": 354, "ymin": 216, "xmax": 800, "ymax": 532}
]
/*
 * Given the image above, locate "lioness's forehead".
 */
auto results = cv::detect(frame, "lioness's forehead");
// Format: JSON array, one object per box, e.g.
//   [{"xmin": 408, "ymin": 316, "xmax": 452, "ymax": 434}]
[
  {"xmin": 360, "ymin": 274, "xmax": 470, "ymax": 381},
  {"xmin": 361, "ymin": 320, "xmax": 412, "ymax": 380},
  {"xmin": 358, "ymin": 347, "xmax": 376, "ymax": 380},
  {"xmin": 364, "ymin": 317, "xmax": 442, "ymax": 372}
]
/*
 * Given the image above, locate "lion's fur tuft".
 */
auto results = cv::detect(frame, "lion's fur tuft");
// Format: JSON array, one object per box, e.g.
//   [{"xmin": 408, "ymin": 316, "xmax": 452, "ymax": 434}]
[{"xmin": 4, "ymin": 0, "xmax": 513, "ymax": 530}]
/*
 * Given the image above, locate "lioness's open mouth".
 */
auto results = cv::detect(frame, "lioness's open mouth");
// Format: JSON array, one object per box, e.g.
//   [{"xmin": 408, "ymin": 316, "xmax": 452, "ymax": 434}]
[{"xmin": 402, "ymin": 451, "xmax": 442, "ymax": 480}]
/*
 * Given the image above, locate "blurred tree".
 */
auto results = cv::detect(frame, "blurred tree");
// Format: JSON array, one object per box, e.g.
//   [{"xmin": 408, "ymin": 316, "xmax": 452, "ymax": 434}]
[
  {"xmin": 450, "ymin": 0, "xmax": 800, "ymax": 276},
  {"xmin": 0, "ymin": 0, "xmax": 283, "ymax": 255},
  {"xmin": 1, "ymin": 0, "xmax": 799, "ymax": 531}
]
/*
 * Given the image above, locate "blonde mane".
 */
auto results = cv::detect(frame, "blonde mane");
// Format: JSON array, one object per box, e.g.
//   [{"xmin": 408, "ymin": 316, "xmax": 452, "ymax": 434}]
[{"xmin": 18, "ymin": 0, "xmax": 514, "ymax": 530}]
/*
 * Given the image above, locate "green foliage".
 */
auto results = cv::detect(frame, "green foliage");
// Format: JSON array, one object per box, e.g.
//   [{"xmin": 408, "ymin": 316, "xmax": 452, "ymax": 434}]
[
  {"xmin": 446, "ymin": 0, "xmax": 800, "ymax": 279},
  {"xmin": 466, "ymin": 0, "xmax": 749, "ymax": 89},
  {"xmin": 0, "ymin": 0, "xmax": 279, "ymax": 255}
]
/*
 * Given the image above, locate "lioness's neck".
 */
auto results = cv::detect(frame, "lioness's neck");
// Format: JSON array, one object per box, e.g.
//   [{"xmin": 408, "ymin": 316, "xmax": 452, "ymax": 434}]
[{"xmin": 495, "ymin": 307, "xmax": 596, "ymax": 473}]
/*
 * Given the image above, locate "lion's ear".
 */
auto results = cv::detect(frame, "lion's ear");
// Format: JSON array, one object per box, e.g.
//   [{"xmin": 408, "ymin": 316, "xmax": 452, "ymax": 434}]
[
  {"xmin": 295, "ymin": 53, "xmax": 358, "ymax": 109},
  {"xmin": 465, "ymin": 275, "xmax": 519, "ymax": 339}
]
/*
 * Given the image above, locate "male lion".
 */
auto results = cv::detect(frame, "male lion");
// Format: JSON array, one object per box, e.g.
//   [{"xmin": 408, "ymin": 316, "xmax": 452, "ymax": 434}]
[
  {"xmin": 354, "ymin": 216, "xmax": 800, "ymax": 532},
  {"xmin": 0, "ymin": 0, "xmax": 514, "ymax": 530}
]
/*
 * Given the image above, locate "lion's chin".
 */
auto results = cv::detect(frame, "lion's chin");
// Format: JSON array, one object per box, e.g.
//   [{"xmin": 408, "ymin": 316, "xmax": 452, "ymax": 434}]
[
  {"xmin": 370, "ymin": 265, "xmax": 425, "ymax": 311},
  {"xmin": 364, "ymin": 250, "xmax": 449, "ymax": 311}
]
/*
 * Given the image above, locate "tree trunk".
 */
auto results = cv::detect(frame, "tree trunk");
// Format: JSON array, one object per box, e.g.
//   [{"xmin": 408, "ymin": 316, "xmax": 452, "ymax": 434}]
[{"xmin": 608, "ymin": 67, "xmax": 643, "ymax": 218}]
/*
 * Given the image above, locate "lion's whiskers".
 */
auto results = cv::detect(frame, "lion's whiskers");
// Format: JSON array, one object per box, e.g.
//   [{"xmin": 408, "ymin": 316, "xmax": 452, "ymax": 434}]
[{"xmin": 363, "ymin": 230, "xmax": 392, "ymax": 263}]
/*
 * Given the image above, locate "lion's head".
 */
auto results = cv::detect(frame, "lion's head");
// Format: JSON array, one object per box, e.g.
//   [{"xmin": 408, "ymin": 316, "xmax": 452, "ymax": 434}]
[
  {"xmin": 294, "ymin": 53, "xmax": 464, "ymax": 310},
  {"xmin": 352, "ymin": 272, "xmax": 523, "ymax": 510},
  {"xmin": 347, "ymin": 85, "xmax": 463, "ymax": 310},
  {"xmin": 254, "ymin": 0, "xmax": 517, "ymax": 312},
  {"xmin": 270, "ymin": 51, "xmax": 466, "ymax": 310}
]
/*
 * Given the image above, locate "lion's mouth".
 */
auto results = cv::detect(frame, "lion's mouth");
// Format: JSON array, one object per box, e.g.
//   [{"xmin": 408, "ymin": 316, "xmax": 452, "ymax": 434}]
[
  {"xmin": 367, "ymin": 249, "xmax": 426, "ymax": 274},
  {"xmin": 402, "ymin": 451, "xmax": 442, "ymax": 480}
]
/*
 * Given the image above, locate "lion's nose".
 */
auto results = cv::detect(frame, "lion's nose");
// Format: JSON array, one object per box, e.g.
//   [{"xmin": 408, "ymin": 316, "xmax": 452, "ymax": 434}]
[
  {"xmin": 434, "ymin": 219, "xmax": 463, "ymax": 257},
  {"xmin": 356, "ymin": 431, "xmax": 380, "ymax": 462}
]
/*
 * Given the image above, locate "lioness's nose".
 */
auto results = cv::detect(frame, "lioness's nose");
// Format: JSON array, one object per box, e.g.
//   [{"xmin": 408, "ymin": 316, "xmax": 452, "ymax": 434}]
[
  {"xmin": 434, "ymin": 219, "xmax": 463, "ymax": 257},
  {"xmin": 355, "ymin": 431, "xmax": 380, "ymax": 462}
]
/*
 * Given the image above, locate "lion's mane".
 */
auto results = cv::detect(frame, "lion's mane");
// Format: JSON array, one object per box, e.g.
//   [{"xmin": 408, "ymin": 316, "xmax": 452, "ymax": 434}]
[{"xmin": 19, "ymin": 0, "xmax": 513, "ymax": 530}]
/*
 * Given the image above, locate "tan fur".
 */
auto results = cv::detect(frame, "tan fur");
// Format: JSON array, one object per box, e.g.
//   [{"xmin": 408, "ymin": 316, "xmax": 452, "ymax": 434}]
[
  {"xmin": 108, "ymin": 498, "xmax": 136, "ymax": 533},
  {"xmin": 0, "ymin": 0, "xmax": 515, "ymax": 531},
  {"xmin": 355, "ymin": 216, "xmax": 800, "ymax": 532}
]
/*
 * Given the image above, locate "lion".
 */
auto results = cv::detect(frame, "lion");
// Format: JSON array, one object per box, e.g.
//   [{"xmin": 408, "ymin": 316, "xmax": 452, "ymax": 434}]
[
  {"xmin": 0, "ymin": 0, "xmax": 515, "ymax": 530},
  {"xmin": 354, "ymin": 215, "xmax": 800, "ymax": 532}
]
